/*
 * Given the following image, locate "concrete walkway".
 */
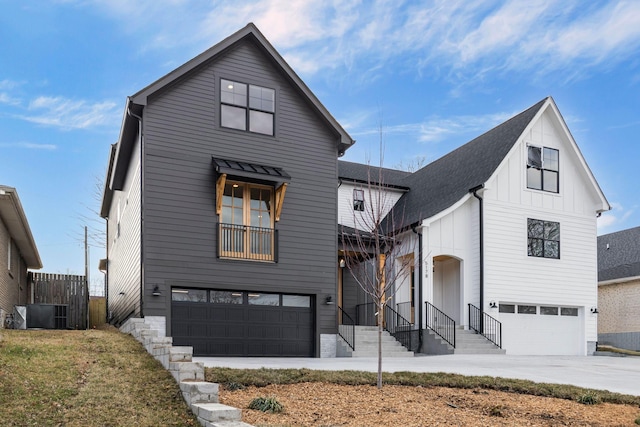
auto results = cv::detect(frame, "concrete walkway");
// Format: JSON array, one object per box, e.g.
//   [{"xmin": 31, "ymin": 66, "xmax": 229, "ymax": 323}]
[{"xmin": 195, "ymin": 354, "xmax": 640, "ymax": 396}]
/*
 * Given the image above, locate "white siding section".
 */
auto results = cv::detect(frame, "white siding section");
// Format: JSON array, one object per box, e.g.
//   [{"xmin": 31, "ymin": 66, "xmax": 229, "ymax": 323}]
[
  {"xmin": 107, "ymin": 133, "xmax": 142, "ymax": 323},
  {"xmin": 481, "ymin": 107, "xmax": 599, "ymax": 355},
  {"xmin": 421, "ymin": 198, "xmax": 480, "ymax": 326},
  {"xmin": 338, "ymin": 181, "xmax": 404, "ymax": 230}
]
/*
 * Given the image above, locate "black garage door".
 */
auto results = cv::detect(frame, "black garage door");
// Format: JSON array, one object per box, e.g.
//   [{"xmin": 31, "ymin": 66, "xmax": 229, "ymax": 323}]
[{"xmin": 171, "ymin": 288, "xmax": 314, "ymax": 356}]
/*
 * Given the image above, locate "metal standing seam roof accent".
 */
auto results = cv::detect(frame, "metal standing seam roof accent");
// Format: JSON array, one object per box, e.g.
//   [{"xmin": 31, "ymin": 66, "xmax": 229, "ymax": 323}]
[{"xmin": 212, "ymin": 157, "xmax": 291, "ymax": 184}]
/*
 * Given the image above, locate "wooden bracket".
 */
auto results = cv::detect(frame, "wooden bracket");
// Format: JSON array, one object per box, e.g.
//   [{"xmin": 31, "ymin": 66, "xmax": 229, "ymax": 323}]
[
  {"xmin": 215, "ymin": 173, "xmax": 227, "ymax": 215},
  {"xmin": 274, "ymin": 182, "xmax": 288, "ymax": 222}
]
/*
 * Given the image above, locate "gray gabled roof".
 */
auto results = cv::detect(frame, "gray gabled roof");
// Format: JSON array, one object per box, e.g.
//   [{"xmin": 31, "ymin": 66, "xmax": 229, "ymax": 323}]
[
  {"xmin": 0, "ymin": 186, "xmax": 42, "ymax": 269},
  {"xmin": 388, "ymin": 98, "xmax": 548, "ymax": 228},
  {"xmin": 338, "ymin": 160, "xmax": 411, "ymax": 189},
  {"xmin": 598, "ymin": 226, "xmax": 640, "ymax": 282},
  {"xmin": 101, "ymin": 23, "xmax": 354, "ymax": 218}
]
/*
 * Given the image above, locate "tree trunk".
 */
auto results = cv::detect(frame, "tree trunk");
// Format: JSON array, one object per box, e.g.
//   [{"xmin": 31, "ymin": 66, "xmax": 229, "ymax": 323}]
[{"xmin": 377, "ymin": 309, "xmax": 383, "ymax": 389}]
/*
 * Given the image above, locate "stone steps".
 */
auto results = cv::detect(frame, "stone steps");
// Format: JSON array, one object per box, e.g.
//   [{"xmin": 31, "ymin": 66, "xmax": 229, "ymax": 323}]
[
  {"xmin": 338, "ymin": 326, "xmax": 414, "ymax": 357},
  {"xmin": 453, "ymin": 329, "xmax": 506, "ymax": 355},
  {"xmin": 120, "ymin": 318, "xmax": 254, "ymax": 427}
]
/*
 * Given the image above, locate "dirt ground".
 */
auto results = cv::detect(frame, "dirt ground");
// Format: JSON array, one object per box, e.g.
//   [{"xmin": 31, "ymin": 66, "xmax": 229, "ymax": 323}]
[{"xmin": 220, "ymin": 382, "xmax": 639, "ymax": 426}]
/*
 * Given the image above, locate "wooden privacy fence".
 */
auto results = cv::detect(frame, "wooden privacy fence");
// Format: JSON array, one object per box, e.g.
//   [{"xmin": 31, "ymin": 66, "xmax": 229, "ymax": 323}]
[
  {"xmin": 32, "ymin": 273, "xmax": 88, "ymax": 329},
  {"xmin": 89, "ymin": 297, "xmax": 106, "ymax": 328}
]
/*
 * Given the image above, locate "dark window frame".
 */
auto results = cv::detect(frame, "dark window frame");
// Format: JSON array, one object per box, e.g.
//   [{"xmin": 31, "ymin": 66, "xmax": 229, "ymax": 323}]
[
  {"xmin": 527, "ymin": 218, "xmax": 560, "ymax": 259},
  {"xmin": 220, "ymin": 78, "xmax": 275, "ymax": 136},
  {"xmin": 526, "ymin": 145, "xmax": 559, "ymax": 193}
]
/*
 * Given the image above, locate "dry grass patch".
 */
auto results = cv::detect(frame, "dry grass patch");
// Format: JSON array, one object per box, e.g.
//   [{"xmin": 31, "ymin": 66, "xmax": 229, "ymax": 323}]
[{"xmin": 0, "ymin": 326, "xmax": 198, "ymax": 426}]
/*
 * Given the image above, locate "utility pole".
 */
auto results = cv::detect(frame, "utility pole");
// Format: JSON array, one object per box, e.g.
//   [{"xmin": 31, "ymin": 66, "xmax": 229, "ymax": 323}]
[{"xmin": 85, "ymin": 226, "xmax": 90, "ymax": 329}]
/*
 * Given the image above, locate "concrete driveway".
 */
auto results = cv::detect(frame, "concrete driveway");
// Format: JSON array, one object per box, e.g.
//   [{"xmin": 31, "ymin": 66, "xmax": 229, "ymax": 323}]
[{"xmin": 194, "ymin": 354, "xmax": 640, "ymax": 396}]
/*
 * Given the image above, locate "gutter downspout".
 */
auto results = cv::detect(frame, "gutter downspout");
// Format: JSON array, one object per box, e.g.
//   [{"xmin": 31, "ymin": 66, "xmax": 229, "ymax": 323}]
[
  {"xmin": 128, "ymin": 103, "xmax": 144, "ymax": 318},
  {"xmin": 470, "ymin": 184, "xmax": 484, "ymax": 331},
  {"xmin": 412, "ymin": 225, "xmax": 423, "ymax": 352}
]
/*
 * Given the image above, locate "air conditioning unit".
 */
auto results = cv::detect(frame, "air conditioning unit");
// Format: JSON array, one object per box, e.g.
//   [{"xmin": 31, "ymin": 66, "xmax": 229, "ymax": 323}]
[{"xmin": 26, "ymin": 304, "xmax": 69, "ymax": 329}]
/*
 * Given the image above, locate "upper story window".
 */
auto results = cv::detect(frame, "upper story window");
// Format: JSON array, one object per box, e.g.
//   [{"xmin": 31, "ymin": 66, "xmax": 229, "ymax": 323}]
[
  {"xmin": 220, "ymin": 79, "xmax": 275, "ymax": 136},
  {"xmin": 527, "ymin": 218, "xmax": 560, "ymax": 259},
  {"xmin": 353, "ymin": 189, "xmax": 365, "ymax": 211},
  {"xmin": 527, "ymin": 145, "xmax": 559, "ymax": 193}
]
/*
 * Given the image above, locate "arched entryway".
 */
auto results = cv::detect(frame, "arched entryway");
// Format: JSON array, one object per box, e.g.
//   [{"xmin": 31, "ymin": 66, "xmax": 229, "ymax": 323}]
[{"xmin": 432, "ymin": 255, "xmax": 462, "ymax": 324}]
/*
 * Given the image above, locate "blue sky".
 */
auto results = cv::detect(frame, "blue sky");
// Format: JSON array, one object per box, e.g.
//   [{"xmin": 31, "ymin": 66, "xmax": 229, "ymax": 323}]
[{"xmin": 1, "ymin": 1, "xmax": 639, "ymax": 290}]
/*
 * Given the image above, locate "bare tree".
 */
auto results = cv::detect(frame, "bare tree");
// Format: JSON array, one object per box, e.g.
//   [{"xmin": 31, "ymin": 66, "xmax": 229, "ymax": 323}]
[
  {"xmin": 341, "ymin": 148, "xmax": 417, "ymax": 389},
  {"xmin": 394, "ymin": 155, "xmax": 427, "ymax": 173}
]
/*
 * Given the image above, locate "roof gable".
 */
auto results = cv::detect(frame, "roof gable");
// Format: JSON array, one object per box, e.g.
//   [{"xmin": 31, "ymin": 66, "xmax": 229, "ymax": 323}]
[
  {"xmin": 391, "ymin": 98, "xmax": 548, "ymax": 227},
  {"xmin": 0, "ymin": 186, "xmax": 42, "ymax": 269},
  {"xmin": 101, "ymin": 23, "xmax": 354, "ymax": 217}
]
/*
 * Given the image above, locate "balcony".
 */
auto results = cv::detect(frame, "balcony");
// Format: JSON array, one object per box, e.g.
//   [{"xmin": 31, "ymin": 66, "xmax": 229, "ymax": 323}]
[{"xmin": 217, "ymin": 223, "xmax": 277, "ymax": 262}]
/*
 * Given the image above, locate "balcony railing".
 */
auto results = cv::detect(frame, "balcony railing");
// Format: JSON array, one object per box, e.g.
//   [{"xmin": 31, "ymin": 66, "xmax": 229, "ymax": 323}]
[{"xmin": 217, "ymin": 223, "xmax": 277, "ymax": 262}]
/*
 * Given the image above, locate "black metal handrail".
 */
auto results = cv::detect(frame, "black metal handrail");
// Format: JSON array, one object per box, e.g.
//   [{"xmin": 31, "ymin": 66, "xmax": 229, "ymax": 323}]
[
  {"xmin": 425, "ymin": 301, "xmax": 456, "ymax": 348},
  {"xmin": 355, "ymin": 302, "xmax": 377, "ymax": 326},
  {"xmin": 355, "ymin": 302, "xmax": 412, "ymax": 351},
  {"xmin": 217, "ymin": 223, "xmax": 277, "ymax": 262},
  {"xmin": 338, "ymin": 306, "xmax": 355, "ymax": 351},
  {"xmin": 384, "ymin": 304, "xmax": 412, "ymax": 350},
  {"xmin": 396, "ymin": 301, "xmax": 414, "ymax": 324},
  {"xmin": 468, "ymin": 303, "xmax": 502, "ymax": 348}
]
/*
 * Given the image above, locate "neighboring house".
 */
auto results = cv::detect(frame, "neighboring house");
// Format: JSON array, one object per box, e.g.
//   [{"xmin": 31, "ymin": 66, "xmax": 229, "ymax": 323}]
[
  {"xmin": 597, "ymin": 226, "xmax": 640, "ymax": 351},
  {"xmin": 338, "ymin": 97, "xmax": 610, "ymax": 356},
  {"xmin": 0, "ymin": 186, "xmax": 42, "ymax": 325},
  {"xmin": 100, "ymin": 24, "xmax": 354, "ymax": 357}
]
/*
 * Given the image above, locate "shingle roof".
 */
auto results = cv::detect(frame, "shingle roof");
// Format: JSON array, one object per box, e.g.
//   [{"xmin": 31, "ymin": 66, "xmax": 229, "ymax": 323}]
[
  {"xmin": 598, "ymin": 226, "xmax": 640, "ymax": 282},
  {"xmin": 387, "ymin": 97, "xmax": 548, "ymax": 228},
  {"xmin": 338, "ymin": 161, "xmax": 411, "ymax": 188}
]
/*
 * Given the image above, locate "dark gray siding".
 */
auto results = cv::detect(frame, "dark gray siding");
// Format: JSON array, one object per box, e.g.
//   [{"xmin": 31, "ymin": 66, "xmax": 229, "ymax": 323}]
[{"xmin": 141, "ymin": 40, "xmax": 340, "ymax": 355}]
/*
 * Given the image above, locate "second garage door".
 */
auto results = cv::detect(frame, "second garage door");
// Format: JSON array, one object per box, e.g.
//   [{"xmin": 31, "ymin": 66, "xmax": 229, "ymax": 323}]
[
  {"xmin": 499, "ymin": 303, "xmax": 583, "ymax": 355},
  {"xmin": 171, "ymin": 288, "xmax": 314, "ymax": 357}
]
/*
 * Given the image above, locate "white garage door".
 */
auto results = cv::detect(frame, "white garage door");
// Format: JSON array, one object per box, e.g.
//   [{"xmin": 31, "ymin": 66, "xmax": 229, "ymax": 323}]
[{"xmin": 499, "ymin": 304, "xmax": 584, "ymax": 355}]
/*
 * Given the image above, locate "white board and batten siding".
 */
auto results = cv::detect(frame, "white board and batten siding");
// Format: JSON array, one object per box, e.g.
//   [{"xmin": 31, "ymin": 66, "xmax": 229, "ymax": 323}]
[
  {"xmin": 480, "ymin": 106, "xmax": 601, "ymax": 355},
  {"xmin": 337, "ymin": 182, "xmax": 405, "ymax": 231},
  {"xmin": 106, "ymin": 133, "xmax": 142, "ymax": 324}
]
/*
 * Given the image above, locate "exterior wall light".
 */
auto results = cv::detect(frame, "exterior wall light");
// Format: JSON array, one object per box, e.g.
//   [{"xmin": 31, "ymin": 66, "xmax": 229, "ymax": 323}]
[
  {"xmin": 489, "ymin": 301, "xmax": 497, "ymax": 308},
  {"xmin": 325, "ymin": 295, "xmax": 334, "ymax": 305},
  {"xmin": 152, "ymin": 285, "xmax": 161, "ymax": 296},
  {"xmin": 590, "ymin": 307, "xmax": 598, "ymax": 314}
]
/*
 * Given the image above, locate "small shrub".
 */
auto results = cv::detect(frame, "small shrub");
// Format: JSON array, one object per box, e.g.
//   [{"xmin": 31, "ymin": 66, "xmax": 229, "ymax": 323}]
[
  {"xmin": 225, "ymin": 381, "xmax": 245, "ymax": 391},
  {"xmin": 576, "ymin": 392, "xmax": 600, "ymax": 405},
  {"xmin": 635, "ymin": 415, "xmax": 640, "ymax": 425},
  {"xmin": 248, "ymin": 396, "xmax": 284, "ymax": 413},
  {"xmin": 489, "ymin": 406, "xmax": 506, "ymax": 417}
]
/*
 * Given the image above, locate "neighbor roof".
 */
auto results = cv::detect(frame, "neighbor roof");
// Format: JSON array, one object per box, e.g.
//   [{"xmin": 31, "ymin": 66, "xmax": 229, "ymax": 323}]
[
  {"xmin": 0, "ymin": 186, "xmax": 42, "ymax": 269},
  {"xmin": 386, "ymin": 97, "xmax": 548, "ymax": 228},
  {"xmin": 598, "ymin": 226, "xmax": 640, "ymax": 282},
  {"xmin": 338, "ymin": 161, "xmax": 411, "ymax": 189}
]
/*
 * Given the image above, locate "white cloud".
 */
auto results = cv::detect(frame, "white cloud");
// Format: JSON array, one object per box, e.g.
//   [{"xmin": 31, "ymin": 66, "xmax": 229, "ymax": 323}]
[
  {"xmin": 78, "ymin": 0, "xmax": 640, "ymax": 82},
  {"xmin": 0, "ymin": 92, "xmax": 21, "ymax": 106},
  {"xmin": 597, "ymin": 201, "xmax": 635, "ymax": 232},
  {"xmin": 21, "ymin": 96, "xmax": 119, "ymax": 130},
  {"xmin": 0, "ymin": 142, "xmax": 57, "ymax": 150}
]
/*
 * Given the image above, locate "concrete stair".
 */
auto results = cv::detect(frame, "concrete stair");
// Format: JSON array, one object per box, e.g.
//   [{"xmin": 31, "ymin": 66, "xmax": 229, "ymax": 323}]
[
  {"xmin": 337, "ymin": 325, "xmax": 414, "ymax": 357},
  {"xmin": 120, "ymin": 318, "xmax": 253, "ymax": 427},
  {"xmin": 452, "ymin": 329, "xmax": 506, "ymax": 355}
]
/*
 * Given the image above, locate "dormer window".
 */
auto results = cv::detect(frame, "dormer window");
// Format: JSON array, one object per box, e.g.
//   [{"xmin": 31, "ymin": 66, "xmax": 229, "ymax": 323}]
[
  {"xmin": 220, "ymin": 79, "xmax": 275, "ymax": 136},
  {"xmin": 527, "ymin": 145, "xmax": 559, "ymax": 193}
]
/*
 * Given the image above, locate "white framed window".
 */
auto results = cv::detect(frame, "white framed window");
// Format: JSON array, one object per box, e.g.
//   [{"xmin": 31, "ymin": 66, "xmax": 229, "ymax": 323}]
[
  {"xmin": 527, "ymin": 145, "xmax": 559, "ymax": 193},
  {"xmin": 220, "ymin": 79, "xmax": 275, "ymax": 136}
]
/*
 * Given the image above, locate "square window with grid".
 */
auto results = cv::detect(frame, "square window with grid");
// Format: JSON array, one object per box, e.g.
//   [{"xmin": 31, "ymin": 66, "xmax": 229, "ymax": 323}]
[
  {"xmin": 527, "ymin": 218, "xmax": 560, "ymax": 259},
  {"xmin": 527, "ymin": 145, "xmax": 559, "ymax": 193}
]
